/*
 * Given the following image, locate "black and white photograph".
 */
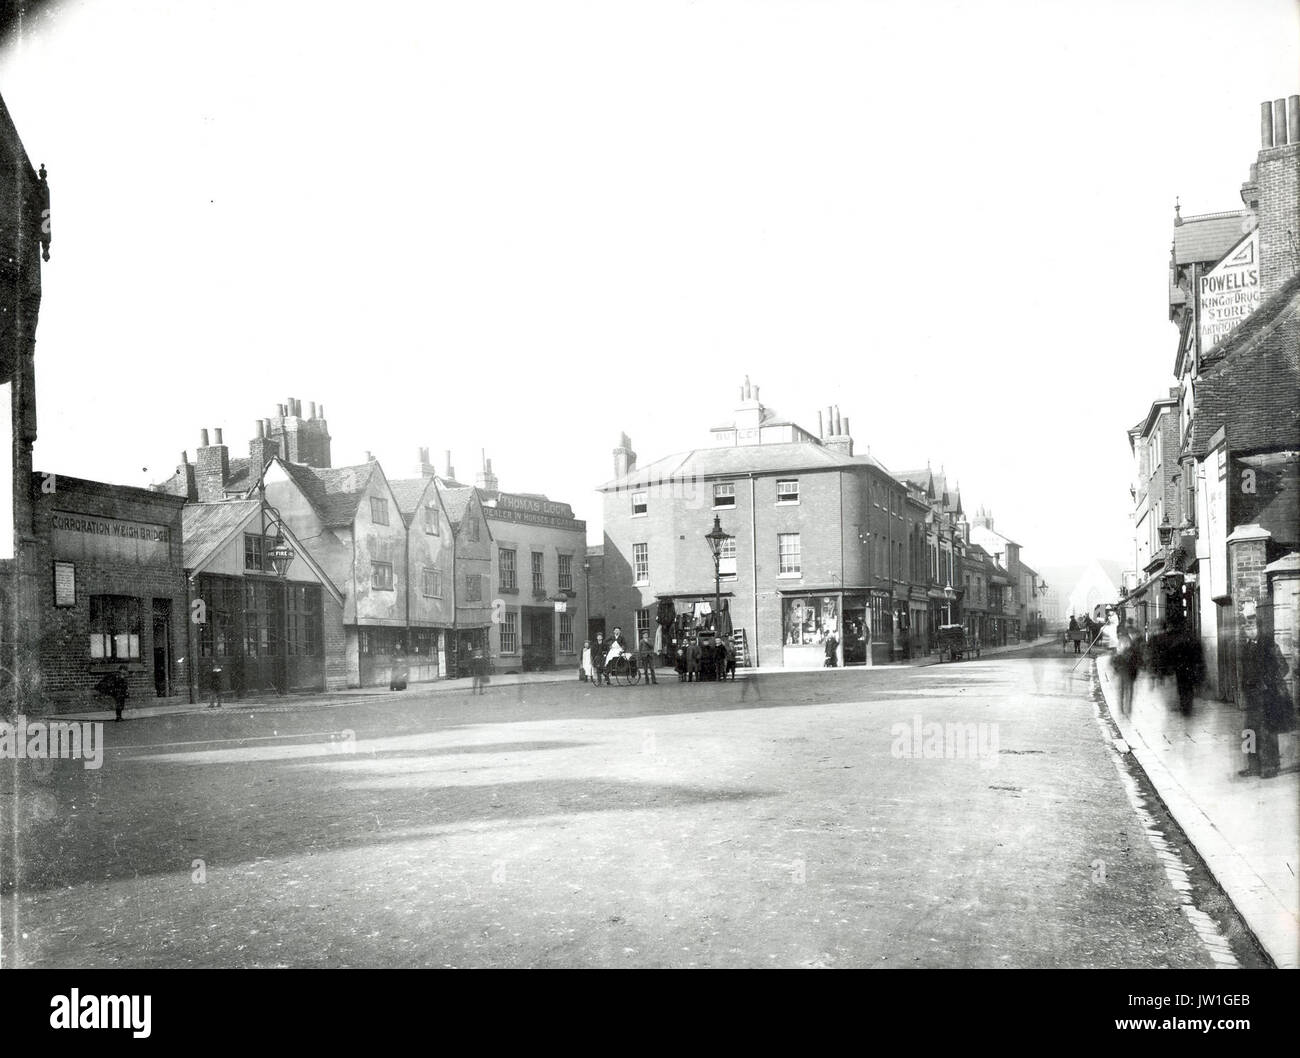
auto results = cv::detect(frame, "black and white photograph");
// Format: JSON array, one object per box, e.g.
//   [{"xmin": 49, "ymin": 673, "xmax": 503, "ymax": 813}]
[{"xmin": 1, "ymin": 0, "xmax": 1297, "ymax": 1023}]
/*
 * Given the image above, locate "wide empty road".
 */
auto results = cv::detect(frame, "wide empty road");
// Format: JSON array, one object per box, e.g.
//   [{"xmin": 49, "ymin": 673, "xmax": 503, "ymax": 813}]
[{"xmin": 1, "ymin": 645, "xmax": 1266, "ymax": 967}]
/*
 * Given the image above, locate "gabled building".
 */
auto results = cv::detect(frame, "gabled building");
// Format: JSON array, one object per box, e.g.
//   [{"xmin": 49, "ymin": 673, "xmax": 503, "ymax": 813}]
[{"xmin": 184, "ymin": 498, "xmax": 346, "ymax": 695}]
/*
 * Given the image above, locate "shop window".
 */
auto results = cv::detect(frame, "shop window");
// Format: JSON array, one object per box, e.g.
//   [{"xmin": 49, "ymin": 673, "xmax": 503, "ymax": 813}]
[
  {"xmin": 558, "ymin": 554, "xmax": 573, "ymax": 591},
  {"xmin": 500, "ymin": 548, "xmax": 517, "ymax": 591},
  {"xmin": 371, "ymin": 497, "xmax": 390, "ymax": 525},
  {"xmin": 778, "ymin": 533, "xmax": 801, "ymax": 575},
  {"xmin": 500, "ymin": 610, "xmax": 518, "ymax": 654},
  {"xmin": 633, "ymin": 543, "xmax": 649, "ymax": 584},
  {"xmin": 781, "ymin": 596, "xmax": 839, "ymax": 646},
  {"xmin": 89, "ymin": 595, "xmax": 142, "ymax": 661},
  {"xmin": 632, "ymin": 491, "xmax": 648, "ymax": 517},
  {"xmin": 286, "ymin": 584, "xmax": 321, "ymax": 656},
  {"xmin": 371, "ymin": 561, "xmax": 395, "ymax": 591},
  {"xmin": 713, "ymin": 483, "xmax": 736, "ymax": 509},
  {"xmin": 776, "ymin": 480, "xmax": 799, "ymax": 505}
]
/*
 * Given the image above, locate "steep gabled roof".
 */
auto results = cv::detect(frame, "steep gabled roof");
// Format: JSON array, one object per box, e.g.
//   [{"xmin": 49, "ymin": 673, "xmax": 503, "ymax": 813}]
[
  {"xmin": 388, "ymin": 477, "xmax": 437, "ymax": 526},
  {"xmin": 1190, "ymin": 272, "xmax": 1300, "ymax": 458},
  {"xmin": 437, "ymin": 485, "xmax": 473, "ymax": 525},
  {"xmin": 1172, "ymin": 210, "xmax": 1250, "ymax": 266},
  {"xmin": 271, "ymin": 460, "xmax": 379, "ymax": 527},
  {"xmin": 182, "ymin": 499, "xmax": 260, "ymax": 571}
]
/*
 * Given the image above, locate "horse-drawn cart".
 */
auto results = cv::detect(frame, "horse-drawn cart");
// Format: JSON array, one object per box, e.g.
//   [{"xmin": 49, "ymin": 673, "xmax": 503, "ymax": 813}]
[{"xmin": 936, "ymin": 624, "xmax": 980, "ymax": 662}]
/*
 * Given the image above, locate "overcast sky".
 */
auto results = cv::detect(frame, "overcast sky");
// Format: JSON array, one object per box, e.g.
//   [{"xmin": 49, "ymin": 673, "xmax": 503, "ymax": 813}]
[{"xmin": 2, "ymin": 0, "xmax": 1297, "ymax": 571}]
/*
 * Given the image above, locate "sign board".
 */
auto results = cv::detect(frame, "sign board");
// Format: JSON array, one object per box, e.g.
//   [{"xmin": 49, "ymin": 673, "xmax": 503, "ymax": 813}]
[
  {"xmin": 51, "ymin": 511, "xmax": 172, "ymax": 565},
  {"xmin": 1199, "ymin": 230, "xmax": 1260, "ymax": 353},
  {"xmin": 553, "ymin": 600, "xmax": 567, "ymax": 613},
  {"xmin": 1203, "ymin": 442, "xmax": 1228, "ymax": 598},
  {"xmin": 53, "ymin": 561, "xmax": 76, "ymax": 606}
]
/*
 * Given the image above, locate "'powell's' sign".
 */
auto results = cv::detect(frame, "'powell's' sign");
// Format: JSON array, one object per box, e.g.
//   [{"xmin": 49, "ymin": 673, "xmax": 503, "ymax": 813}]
[{"xmin": 1199, "ymin": 230, "xmax": 1261, "ymax": 352}]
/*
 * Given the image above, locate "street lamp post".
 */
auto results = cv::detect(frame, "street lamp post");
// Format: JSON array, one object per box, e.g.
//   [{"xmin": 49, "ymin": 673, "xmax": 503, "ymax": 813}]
[
  {"xmin": 583, "ymin": 557, "xmax": 591, "ymax": 640},
  {"xmin": 704, "ymin": 514, "xmax": 734, "ymax": 633},
  {"xmin": 943, "ymin": 582, "xmax": 955, "ymax": 625}
]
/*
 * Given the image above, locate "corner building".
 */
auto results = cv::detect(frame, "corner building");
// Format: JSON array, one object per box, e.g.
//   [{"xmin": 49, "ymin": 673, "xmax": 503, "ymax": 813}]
[{"xmin": 598, "ymin": 380, "xmax": 924, "ymax": 669}]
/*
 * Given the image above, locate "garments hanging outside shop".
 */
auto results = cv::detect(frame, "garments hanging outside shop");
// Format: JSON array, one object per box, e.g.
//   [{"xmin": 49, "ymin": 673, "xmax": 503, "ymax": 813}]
[{"xmin": 718, "ymin": 600, "xmax": 733, "ymax": 637}]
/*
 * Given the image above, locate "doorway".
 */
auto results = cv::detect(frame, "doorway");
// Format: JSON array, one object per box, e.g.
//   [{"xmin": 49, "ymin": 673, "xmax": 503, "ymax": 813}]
[{"xmin": 151, "ymin": 599, "xmax": 172, "ymax": 697}]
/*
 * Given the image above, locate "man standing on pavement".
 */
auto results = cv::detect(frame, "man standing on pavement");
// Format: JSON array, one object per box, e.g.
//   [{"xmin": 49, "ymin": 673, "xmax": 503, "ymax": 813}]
[
  {"xmin": 1239, "ymin": 616, "xmax": 1288, "ymax": 779},
  {"xmin": 96, "ymin": 665, "xmax": 130, "ymax": 721},
  {"xmin": 592, "ymin": 632, "xmax": 610, "ymax": 687},
  {"xmin": 637, "ymin": 631, "xmax": 658, "ymax": 685}
]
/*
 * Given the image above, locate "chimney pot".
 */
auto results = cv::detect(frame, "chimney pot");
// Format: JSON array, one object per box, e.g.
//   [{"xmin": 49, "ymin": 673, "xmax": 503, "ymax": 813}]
[
  {"xmin": 256, "ymin": 420, "xmax": 265, "ymax": 439},
  {"xmin": 181, "ymin": 451, "xmax": 188, "ymax": 466},
  {"xmin": 214, "ymin": 428, "xmax": 223, "ymax": 446},
  {"xmin": 1274, "ymin": 99, "xmax": 1288, "ymax": 145},
  {"xmin": 319, "ymin": 404, "xmax": 325, "ymax": 419},
  {"xmin": 309, "ymin": 401, "xmax": 317, "ymax": 419},
  {"xmin": 1289, "ymin": 95, "xmax": 1300, "ymax": 146},
  {"xmin": 200, "ymin": 428, "xmax": 210, "ymax": 447},
  {"xmin": 843, "ymin": 416, "xmax": 850, "ymax": 436},
  {"xmin": 817, "ymin": 409, "xmax": 824, "ymax": 436},
  {"xmin": 1262, "ymin": 101, "xmax": 1275, "ymax": 148},
  {"xmin": 753, "ymin": 385, "xmax": 759, "ymax": 402}
]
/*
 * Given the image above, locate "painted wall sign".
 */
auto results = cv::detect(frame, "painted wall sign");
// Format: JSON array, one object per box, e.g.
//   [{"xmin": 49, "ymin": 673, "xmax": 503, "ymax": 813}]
[
  {"xmin": 1199, "ymin": 230, "xmax": 1261, "ymax": 352},
  {"xmin": 51, "ymin": 511, "xmax": 172, "ymax": 564},
  {"xmin": 53, "ymin": 561, "xmax": 76, "ymax": 606}
]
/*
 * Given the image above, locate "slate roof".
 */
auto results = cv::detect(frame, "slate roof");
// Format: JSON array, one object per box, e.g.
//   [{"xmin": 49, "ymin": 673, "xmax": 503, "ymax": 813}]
[
  {"xmin": 1172, "ymin": 211, "xmax": 1250, "ymax": 266},
  {"xmin": 598, "ymin": 441, "xmax": 892, "ymax": 490},
  {"xmin": 1190, "ymin": 271, "xmax": 1300, "ymax": 458},
  {"xmin": 182, "ymin": 499, "xmax": 259, "ymax": 571},
  {"xmin": 894, "ymin": 467, "xmax": 963, "ymax": 514},
  {"xmin": 437, "ymin": 485, "xmax": 474, "ymax": 526}
]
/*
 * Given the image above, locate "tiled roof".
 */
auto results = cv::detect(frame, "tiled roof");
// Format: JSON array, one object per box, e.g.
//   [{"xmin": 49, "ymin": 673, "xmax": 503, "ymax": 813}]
[
  {"xmin": 388, "ymin": 478, "xmax": 435, "ymax": 525},
  {"xmin": 1190, "ymin": 272, "xmax": 1300, "ymax": 458},
  {"xmin": 224, "ymin": 456, "xmax": 252, "ymax": 492},
  {"xmin": 277, "ymin": 461, "xmax": 377, "ymax": 527},
  {"xmin": 437, "ymin": 485, "xmax": 474, "ymax": 525},
  {"xmin": 182, "ymin": 499, "xmax": 259, "ymax": 571},
  {"xmin": 1172, "ymin": 211, "xmax": 1250, "ymax": 266},
  {"xmin": 599, "ymin": 442, "xmax": 892, "ymax": 490},
  {"xmin": 895, "ymin": 467, "xmax": 963, "ymax": 513}
]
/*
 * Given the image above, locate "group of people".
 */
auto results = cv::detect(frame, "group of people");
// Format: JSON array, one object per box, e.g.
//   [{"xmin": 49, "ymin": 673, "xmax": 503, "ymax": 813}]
[
  {"xmin": 1110, "ymin": 618, "xmax": 1204, "ymax": 716},
  {"xmin": 580, "ymin": 627, "xmax": 659, "ymax": 687},
  {"xmin": 1066, "ymin": 614, "xmax": 1103, "ymax": 654},
  {"xmin": 1110, "ymin": 615, "xmax": 1291, "ymax": 779}
]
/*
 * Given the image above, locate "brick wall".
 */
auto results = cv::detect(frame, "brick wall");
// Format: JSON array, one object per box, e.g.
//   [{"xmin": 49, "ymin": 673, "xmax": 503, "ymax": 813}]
[{"xmin": 1256, "ymin": 141, "xmax": 1300, "ymax": 298}]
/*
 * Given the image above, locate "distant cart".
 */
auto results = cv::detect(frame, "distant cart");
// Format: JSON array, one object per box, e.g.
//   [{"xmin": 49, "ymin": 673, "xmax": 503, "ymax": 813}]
[{"xmin": 936, "ymin": 624, "xmax": 980, "ymax": 662}]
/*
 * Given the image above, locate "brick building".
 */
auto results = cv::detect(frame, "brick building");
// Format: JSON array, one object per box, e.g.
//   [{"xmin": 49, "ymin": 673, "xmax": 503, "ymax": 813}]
[
  {"xmin": 597, "ymin": 381, "xmax": 933, "ymax": 669},
  {"xmin": 28, "ymin": 473, "xmax": 190, "ymax": 713}
]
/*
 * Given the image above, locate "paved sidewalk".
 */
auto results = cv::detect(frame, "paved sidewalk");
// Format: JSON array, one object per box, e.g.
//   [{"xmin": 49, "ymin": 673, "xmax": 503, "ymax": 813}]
[{"xmin": 1095, "ymin": 656, "xmax": 1299, "ymax": 969}]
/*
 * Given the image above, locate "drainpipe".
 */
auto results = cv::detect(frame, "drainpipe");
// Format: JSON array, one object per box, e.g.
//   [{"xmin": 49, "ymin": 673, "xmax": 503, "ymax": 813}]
[
  {"xmin": 748, "ymin": 471, "xmax": 758, "ymax": 668},
  {"xmin": 185, "ymin": 574, "xmax": 196, "ymax": 705}
]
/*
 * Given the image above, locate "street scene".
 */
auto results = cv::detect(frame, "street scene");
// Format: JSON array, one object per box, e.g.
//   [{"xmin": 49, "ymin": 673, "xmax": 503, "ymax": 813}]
[
  {"xmin": 1, "ymin": 644, "xmax": 1274, "ymax": 969},
  {"xmin": 0, "ymin": 0, "xmax": 1297, "ymax": 985}
]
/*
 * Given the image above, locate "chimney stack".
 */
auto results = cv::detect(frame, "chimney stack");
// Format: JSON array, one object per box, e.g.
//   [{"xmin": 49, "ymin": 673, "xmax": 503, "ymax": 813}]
[
  {"xmin": 200, "ymin": 428, "xmax": 210, "ymax": 447},
  {"xmin": 1274, "ymin": 99, "xmax": 1288, "ymax": 145},
  {"xmin": 475, "ymin": 453, "xmax": 499, "ymax": 493},
  {"xmin": 1255, "ymin": 96, "xmax": 1300, "ymax": 299},
  {"xmin": 613, "ymin": 433, "xmax": 637, "ymax": 479},
  {"xmin": 445, "ymin": 450, "xmax": 455, "ymax": 480},
  {"xmin": 196, "ymin": 427, "xmax": 229, "ymax": 501},
  {"xmin": 249, "ymin": 419, "xmax": 278, "ymax": 474},
  {"xmin": 1290, "ymin": 94, "xmax": 1300, "ymax": 147},
  {"xmin": 1262, "ymin": 100, "xmax": 1275, "ymax": 147}
]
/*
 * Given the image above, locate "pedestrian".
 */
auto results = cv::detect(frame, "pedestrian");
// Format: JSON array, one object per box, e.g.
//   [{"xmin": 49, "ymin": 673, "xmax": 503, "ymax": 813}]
[
  {"xmin": 1112, "ymin": 620, "xmax": 1139, "ymax": 716},
  {"xmin": 470, "ymin": 643, "xmax": 489, "ymax": 695},
  {"xmin": 206, "ymin": 660, "xmax": 223, "ymax": 709},
  {"xmin": 824, "ymin": 632, "xmax": 838, "ymax": 668},
  {"xmin": 1238, "ymin": 617, "xmax": 1290, "ymax": 779},
  {"xmin": 96, "ymin": 665, "xmax": 130, "ymax": 721},
  {"xmin": 592, "ymin": 632, "xmax": 610, "ymax": 686},
  {"xmin": 389, "ymin": 644, "xmax": 409, "ymax": 692},
  {"xmin": 1068, "ymin": 614, "xmax": 1081, "ymax": 654},
  {"xmin": 1168, "ymin": 625, "xmax": 1204, "ymax": 716},
  {"xmin": 580, "ymin": 640, "xmax": 594, "ymax": 683},
  {"xmin": 637, "ymin": 631, "xmax": 658, "ymax": 686}
]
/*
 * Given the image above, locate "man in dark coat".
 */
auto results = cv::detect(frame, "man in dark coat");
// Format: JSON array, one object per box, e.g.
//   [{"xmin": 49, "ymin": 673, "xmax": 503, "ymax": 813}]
[
  {"xmin": 1239, "ymin": 619, "xmax": 1289, "ymax": 779},
  {"xmin": 824, "ymin": 633, "xmax": 838, "ymax": 668},
  {"xmin": 592, "ymin": 632, "xmax": 610, "ymax": 686},
  {"xmin": 1068, "ymin": 615, "xmax": 1081, "ymax": 654},
  {"xmin": 96, "ymin": 665, "xmax": 130, "ymax": 721},
  {"xmin": 1168, "ymin": 626, "xmax": 1205, "ymax": 715},
  {"xmin": 637, "ymin": 631, "xmax": 658, "ymax": 686}
]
